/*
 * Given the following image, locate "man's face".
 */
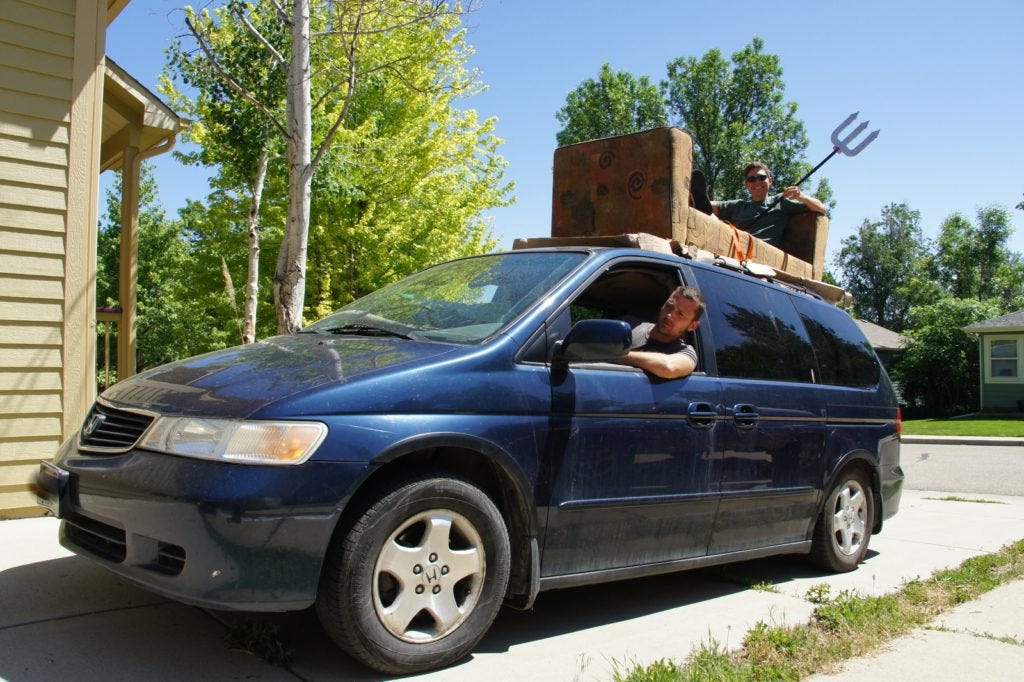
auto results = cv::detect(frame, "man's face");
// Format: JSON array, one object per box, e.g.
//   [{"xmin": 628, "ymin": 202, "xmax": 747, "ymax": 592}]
[
  {"xmin": 652, "ymin": 293, "xmax": 701, "ymax": 342},
  {"xmin": 745, "ymin": 168, "xmax": 772, "ymax": 202}
]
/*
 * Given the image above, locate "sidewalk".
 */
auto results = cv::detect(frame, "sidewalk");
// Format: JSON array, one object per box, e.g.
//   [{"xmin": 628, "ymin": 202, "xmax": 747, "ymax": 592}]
[
  {"xmin": 809, "ymin": 579, "xmax": 1024, "ymax": 680},
  {"xmin": 2, "ymin": 490, "xmax": 1024, "ymax": 681},
  {"xmin": 900, "ymin": 434, "xmax": 1024, "ymax": 446}
]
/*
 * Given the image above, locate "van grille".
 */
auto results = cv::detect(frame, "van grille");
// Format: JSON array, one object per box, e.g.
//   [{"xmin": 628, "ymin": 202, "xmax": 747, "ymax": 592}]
[
  {"xmin": 63, "ymin": 514, "xmax": 186, "ymax": 577},
  {"xmin": 64, "ymin": 513, "xmax": 127, "ymax": 563},
  {"xmin": 79, "ymin": 401, "xmax": 155, "ymax": 452}
]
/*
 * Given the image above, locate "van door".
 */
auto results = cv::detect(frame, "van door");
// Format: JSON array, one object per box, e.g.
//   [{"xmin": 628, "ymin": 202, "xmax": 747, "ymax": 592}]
[
  {"xmin": 688, "ymin": 268, "xmax": 825, "ymax": 554},
  {"xmin": 540, "ymin": 263, "xmax": 723, "ymax": 577}
]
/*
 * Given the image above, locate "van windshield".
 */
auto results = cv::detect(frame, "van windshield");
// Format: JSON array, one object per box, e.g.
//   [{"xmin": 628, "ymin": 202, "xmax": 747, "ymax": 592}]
[{"xmin": 303, "ymin": 252, "xmax": 586, "ymax": 344}]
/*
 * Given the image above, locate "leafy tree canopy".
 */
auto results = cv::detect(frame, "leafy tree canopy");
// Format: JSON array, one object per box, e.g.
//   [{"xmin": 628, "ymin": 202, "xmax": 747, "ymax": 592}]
[
  {"xmin": 305, "ymin": 11, "xmax": 509, "ymax": 314},
  {"xmin": 936, "ymin": 205, "xmax": 1020, "ymax": 305},
  {"xmin": 97, "ymin": 164, "xmax": 236, "ymax": 373},
  {"xmin": 161, "ymin": 0, "xmax": 509, "ymax": 332},
  {"xmin": 554, "ymin": 63, "xmax": 667, "ymax": 147},
  {"xmin": 663, "ymin": 36, "xmax": 821, "ymax": 203},
  {"xmin": 835, "ymin": 202, "xmax": 940, "ymax": 332},
  {"xmin": 892, "ymin": 297, "xmax": 998, "ymax": 416}
]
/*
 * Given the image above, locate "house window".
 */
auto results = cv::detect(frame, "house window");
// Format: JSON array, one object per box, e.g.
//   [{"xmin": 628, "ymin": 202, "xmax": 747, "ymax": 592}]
[{"xmin": 986, "ymin": 336, "xmax": 1022, "ymax": 382}]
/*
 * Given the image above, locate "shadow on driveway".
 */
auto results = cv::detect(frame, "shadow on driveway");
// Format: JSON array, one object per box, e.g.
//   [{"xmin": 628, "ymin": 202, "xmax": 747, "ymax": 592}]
[{"xmin": 0, "ymin": 550, "xmax": 839, "ymax": 681}]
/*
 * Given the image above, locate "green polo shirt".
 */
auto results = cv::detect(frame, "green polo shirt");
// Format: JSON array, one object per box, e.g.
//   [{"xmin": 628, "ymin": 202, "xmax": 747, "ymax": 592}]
[{"xmin": 716, "ymin": 194, "xmax": 808, "ymax": 245}]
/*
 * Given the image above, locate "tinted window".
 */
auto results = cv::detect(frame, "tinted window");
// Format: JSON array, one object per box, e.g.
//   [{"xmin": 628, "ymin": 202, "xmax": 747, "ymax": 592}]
[
  {"xmin": 793, "ymin": 298, "xmax": 880, "ymax": 388},
  {"xmin": 691, "ymin": 269, "xmax": 815, "ymax": 383}
]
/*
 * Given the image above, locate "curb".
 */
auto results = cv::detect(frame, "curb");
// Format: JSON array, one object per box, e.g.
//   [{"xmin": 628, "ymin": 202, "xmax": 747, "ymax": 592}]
[{"xmin": 901, "ymin": 435, "xmax": 1024, "ymax": 446}]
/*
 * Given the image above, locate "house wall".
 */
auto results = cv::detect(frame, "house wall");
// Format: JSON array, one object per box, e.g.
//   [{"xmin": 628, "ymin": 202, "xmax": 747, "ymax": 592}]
[
  {"xmin": 0, "ymin": 0, "xmax": 104, "ymax": 518},
  {"xmin": 978, "ymin": 332, "xmax": 1024, "ymax": 412}
]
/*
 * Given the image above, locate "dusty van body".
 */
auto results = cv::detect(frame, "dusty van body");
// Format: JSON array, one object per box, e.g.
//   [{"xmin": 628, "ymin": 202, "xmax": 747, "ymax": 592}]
[{"xmin": 37, "ymin": 246, "xmax": 902, "ymax": 674}]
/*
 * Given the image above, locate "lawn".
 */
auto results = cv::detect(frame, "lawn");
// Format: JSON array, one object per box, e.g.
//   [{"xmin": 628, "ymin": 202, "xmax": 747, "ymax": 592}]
[{"xmin": 902, "ymin": 415, "xmax": 1024, "ymax": 437}]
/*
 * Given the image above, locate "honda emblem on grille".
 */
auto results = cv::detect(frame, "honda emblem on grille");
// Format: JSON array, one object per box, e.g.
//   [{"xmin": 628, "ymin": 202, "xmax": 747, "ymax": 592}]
[{"xmin": 83, "ymin": 413, "xmax": 106, "ymax": 437}]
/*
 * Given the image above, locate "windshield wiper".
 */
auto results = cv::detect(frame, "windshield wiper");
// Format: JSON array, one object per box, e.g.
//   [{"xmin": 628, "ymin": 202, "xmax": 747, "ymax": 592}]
[{"xmin": 322, "ymin": 323, "xmax": 422, "ymax": 341}]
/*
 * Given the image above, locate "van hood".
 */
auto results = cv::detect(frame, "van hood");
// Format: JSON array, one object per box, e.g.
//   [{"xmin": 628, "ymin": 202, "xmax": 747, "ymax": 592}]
[{"xmin": 101, "ymin": 333, "xmax": 460, "ymax": 418}]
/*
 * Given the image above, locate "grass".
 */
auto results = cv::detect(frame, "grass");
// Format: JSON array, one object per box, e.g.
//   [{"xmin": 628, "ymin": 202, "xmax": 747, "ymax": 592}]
[
  {"xmin": 901, "ymin": 416, "xmax": 1024, "ymax": 437},
  {"xmin": 923, "ymin": 495, "xmax": 1005, "ymax": 504},
  {"xmin": 611, "ymin": 539, "xmax": 1024, "ymax": 682}
]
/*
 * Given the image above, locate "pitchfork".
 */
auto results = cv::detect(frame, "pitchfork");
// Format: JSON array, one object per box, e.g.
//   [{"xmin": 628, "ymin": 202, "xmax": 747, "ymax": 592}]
[{"xmin": 762, "ymin": 111, "xmax": 880, "ymax": 211}]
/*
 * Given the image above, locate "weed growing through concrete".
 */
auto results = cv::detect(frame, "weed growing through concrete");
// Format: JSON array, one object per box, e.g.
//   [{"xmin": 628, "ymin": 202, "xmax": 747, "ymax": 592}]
[
  {"xmin": 748, "ymin": 581, "xmax": 780, "ymax": 593},
  {"xmin": 224, "ymin": 620, "xmax": 294, "ymax": 667}
]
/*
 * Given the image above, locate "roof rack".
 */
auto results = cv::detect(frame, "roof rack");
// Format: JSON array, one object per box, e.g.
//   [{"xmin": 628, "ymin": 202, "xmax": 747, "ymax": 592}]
[{"xmin": 511, "ymin": 233, "xmax": 851, "ymax": 306}]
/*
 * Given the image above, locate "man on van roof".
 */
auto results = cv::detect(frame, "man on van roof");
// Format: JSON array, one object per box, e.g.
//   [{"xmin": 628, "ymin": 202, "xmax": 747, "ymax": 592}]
[
  {"xmin": 619, "ymin": 286, "xmax": 704, "ymax": 380},
  {"xmin": 697, "ymin": 163, "xmax": 827, "ymax": 246}
]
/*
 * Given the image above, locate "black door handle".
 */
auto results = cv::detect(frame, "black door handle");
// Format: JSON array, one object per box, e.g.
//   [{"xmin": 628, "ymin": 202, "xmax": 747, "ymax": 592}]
[
  {"xmin": 732, "ymin": 403, "xmax": 759, "ymax": 428},
  {"xmin": 687, "ymin": 402, "xmax": 717, "ymax": 429}
]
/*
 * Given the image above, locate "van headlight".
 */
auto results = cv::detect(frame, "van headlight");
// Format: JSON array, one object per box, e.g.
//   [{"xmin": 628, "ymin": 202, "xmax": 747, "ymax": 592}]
[{"xmin": 138, "ymin": 418, "xmax": 327, "ymax": 466}]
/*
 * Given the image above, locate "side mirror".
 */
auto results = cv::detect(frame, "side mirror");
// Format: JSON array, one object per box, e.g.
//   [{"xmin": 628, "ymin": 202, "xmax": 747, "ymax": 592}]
[{"xmin": 554, "ymin": 319, "xmax": 633, "ymax": 364}]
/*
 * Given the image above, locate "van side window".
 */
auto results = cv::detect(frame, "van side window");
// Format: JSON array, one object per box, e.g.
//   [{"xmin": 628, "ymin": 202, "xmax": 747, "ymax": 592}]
[
  {"xmin": 793, "ymin": 298, "xmax": 880, "ymax": 388},
  {"xmin": 691, "ymin": 270, "xmax": 815, "ymax": 383},
  {"xmin": 548, "ymin": 263, "xmax": 702, "ymax": 369}
]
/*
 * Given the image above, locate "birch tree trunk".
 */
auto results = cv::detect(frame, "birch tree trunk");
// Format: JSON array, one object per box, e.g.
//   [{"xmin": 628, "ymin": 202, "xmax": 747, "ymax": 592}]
[
  {"xmin": 242, "ymin": 149, "xmax": 269, "ymax": 344},
  {"xmin": 274, "ymin": 0, "xmax": 313, "ymax": 335}
]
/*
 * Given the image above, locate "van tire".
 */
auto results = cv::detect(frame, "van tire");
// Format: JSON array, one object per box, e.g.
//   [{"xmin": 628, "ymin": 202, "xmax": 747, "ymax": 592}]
[
  {"xmin": 810, "ymin": 470, "xmax": 873, "ymax": 572},
  {"xmin": 316, "ymin": 475, "xmax": 510, "ymax": 675}
]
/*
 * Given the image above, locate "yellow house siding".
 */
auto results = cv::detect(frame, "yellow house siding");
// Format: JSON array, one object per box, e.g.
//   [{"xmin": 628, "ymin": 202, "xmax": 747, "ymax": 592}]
[
  {"xmin": 0, "ymin": 62, "xmax": 72, "ymax": 101},
  {"xmin": 0, "ymin": 252, "xmax": 64, "ymax": 278},
  {"xmin": 0, "ymin": 0, "xmax": 95, "ymax": 518},
  {"xmin": 0, "ymin": 206, "xmax": 66, "ymax": 232},
  {"xmin": 0, "ymin": 111, "xmax": 71, "ymax": 145},
  {"xmin": 0, "ymin": 40, "xmax": 74, "ymax": 80},
  {"xmin": 5, "ymin": 0, "xmax": 76, "ymax": 37},
  {"xmin": 0, "ymin": 136, "xmax": 70, "ymax": 166},
  {"xmin": 62, "ymin": 0, "xmax": 104, "ymax": 473}
]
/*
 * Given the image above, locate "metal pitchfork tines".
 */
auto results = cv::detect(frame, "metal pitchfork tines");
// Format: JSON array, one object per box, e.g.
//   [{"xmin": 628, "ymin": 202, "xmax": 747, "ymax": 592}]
[
  {"xmin": 831, "ymin": 111, "xmax": 880, "ymax": 157},
  {"xmin": 763, "ymin": 112, "xmax": 880, "ymax": 211}
]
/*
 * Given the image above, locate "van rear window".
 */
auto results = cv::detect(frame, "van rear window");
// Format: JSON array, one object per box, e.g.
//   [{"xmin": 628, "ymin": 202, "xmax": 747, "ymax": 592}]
[
  {"xmin": 793, "ymin": 299, "xmax": 880, "ymax": 388},
  {"xmin": 692, "ymin": 270, "xmax": 815, "ymax": 383}
]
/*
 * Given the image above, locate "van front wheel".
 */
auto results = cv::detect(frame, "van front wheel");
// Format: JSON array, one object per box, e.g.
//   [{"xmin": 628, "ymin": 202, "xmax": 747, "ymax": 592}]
[
  {"xmin": 317, "ymin": 476, "xmax": 510, "ymax": 675},
  {"xmin": 810, "ymin": 470, "xmax": 873, "ymax": 572}
]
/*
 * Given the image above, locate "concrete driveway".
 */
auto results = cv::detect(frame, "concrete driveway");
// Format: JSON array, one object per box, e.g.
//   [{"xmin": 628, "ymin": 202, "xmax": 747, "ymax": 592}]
[{"xmin": 3, "ymin": 450, "xmax": 1024, "ymax": 680}]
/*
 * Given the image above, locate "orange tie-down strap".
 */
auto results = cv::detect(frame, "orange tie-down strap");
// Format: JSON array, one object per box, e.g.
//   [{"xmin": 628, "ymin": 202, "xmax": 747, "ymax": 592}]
[{"xmin": 725, "ymin": 221, "xmax": 755, "ymax": 262}]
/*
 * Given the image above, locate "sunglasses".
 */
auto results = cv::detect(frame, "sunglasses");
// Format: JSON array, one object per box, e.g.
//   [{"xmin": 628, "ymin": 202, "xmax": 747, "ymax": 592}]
[{"xmin": 746, "ymin": 174, "xmax": 769, "ymax": 183}]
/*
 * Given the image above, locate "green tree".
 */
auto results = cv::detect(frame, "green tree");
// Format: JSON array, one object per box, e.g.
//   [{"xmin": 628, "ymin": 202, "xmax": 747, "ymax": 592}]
[
  {"xmin": 183, "ymin": 0, "xmax": 485, "ymax": 334},
  {"xmin": 178, "ymin": 0, "xmax": 503, "ymax": 333},
  {"xmin": 662, "ymin": 37, "xmax": 821, "ymax": 203},
  {"xmin": 554, "ymin": 62, "xmax": 667, "ymax": 147},
  {"xmin": 835, "ymin": 202, "xmax": 940, "ymax": 332},
  {"xmin": 162, "ymin": 0, "xmax": 288, "ymax": 343},
  {"xmin": 304, "ymin": 12, "xmax": 508, "ymax": 312},
  {"xmin": 176, "ymin": 191, "xmax": 286, "ymax": 343},
  {"xmin": 936, "ymin": 206, "xmax": 1018, "ymax": 302},
  {"xmin": 892, "ymin": 298, "xmax": 998, "ymax": 416},
  {"xmin": 97, "ymin": 165, "xmax": 234, "ymax": 374}
]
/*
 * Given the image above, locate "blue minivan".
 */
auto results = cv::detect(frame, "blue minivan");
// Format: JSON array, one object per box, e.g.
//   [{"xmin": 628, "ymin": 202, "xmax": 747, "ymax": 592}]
[{"xmin": 36, "ymin": 246, "xmax": 902, "ymax": 674}]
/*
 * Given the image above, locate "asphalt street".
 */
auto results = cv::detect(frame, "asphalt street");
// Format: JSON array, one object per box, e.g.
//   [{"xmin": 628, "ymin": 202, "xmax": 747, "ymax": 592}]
[{"xmin": 899, "ymin": 442, "xmax": 1024, "ymax": 495}]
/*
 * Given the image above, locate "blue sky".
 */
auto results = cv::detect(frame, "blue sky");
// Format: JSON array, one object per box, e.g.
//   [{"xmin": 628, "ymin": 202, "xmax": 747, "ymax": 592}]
[{"xmin": 107, "ymin": 0, "xmax": 1024, "ymax": 270}]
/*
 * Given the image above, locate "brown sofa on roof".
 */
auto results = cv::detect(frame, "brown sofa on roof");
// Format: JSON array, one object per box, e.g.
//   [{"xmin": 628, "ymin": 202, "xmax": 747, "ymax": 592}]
[{"xmin": 550, "ymin": 127, "xmax": 829, "ymax": 281}]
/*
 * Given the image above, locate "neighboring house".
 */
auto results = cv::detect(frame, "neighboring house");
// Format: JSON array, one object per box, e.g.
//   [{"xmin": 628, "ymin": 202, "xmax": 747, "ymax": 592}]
[
  {"xmin": 0, "ymin": 1, "xmax": 183, "ymax": 518},
  {"xmin": 963, "ymin": 309, "xmax": 1024, "ymax": 413},
  {"xmin": 854, "ymin": 318, "xmax": 908, "ymax": 404},
  {"xmin": 854, "ymin": 318, "xmax": 907, "ymax": 370}
]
